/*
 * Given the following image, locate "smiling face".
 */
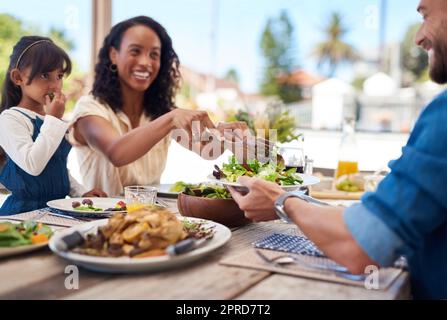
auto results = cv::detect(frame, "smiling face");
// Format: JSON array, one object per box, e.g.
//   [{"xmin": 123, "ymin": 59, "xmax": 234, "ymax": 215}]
[
  {"xmin": 11, "ymin": 67, "xmax": 64, "ymax": 108},
  {"xmin": 415, "ymin": 0, "xmax": 447, "ymax": 84},
  {"xmin": 109, "ymin": 25, "xmax": 161, "ymax": 94}
]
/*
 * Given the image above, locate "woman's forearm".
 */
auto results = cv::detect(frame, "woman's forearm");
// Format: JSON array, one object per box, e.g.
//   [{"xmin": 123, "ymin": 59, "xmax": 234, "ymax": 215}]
[
  {"xmin": 285, "ymin": 198, "xmax": 376, "ymax": 273},
  {"xmin": 105, "ymin": 112, "xmax": 174, "ymax": 167}
]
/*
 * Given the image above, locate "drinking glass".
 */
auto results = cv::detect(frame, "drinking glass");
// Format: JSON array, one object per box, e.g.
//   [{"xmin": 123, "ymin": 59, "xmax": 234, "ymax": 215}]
[{"xmin": 124, "ymin": 186, "xmax": 158, "ymax": 212}]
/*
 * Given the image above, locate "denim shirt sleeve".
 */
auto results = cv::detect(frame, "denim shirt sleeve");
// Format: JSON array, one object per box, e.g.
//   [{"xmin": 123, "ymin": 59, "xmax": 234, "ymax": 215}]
[
  {"xmin": 343, "ymin": 203, "xmax": 404, "ymax": 267},
  {"xmin": 344, "ymin": 91, "xmax": 447, "ymax": 265}
]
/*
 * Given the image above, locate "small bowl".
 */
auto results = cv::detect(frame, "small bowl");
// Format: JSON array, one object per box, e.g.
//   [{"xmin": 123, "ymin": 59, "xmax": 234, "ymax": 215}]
[{"xmin": 177, "ymin": 193, "xmax": 250, "ymax": 228}]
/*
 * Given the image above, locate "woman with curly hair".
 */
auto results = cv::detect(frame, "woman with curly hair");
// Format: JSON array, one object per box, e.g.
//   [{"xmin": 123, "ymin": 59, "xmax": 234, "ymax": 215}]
[{"xmin": 69, "ymin": 16, "xmax": 244, "ymax": 196}]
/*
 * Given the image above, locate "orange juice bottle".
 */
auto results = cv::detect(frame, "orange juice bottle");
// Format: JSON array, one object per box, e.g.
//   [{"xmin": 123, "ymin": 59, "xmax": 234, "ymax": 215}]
[
  {"xmin": 336, "ymin": 160, "xmax": 359, "ymax": 178},
  {"xmin": 335, "ymin": 117, "xmax": 359, "ymax": 179}
]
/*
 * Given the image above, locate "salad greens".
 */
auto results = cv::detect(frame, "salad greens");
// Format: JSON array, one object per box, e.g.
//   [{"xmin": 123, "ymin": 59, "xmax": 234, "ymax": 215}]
[
  {"xmin": 215, "ymin": 155, "xmax": 303, "ymax": 186},
  {"xmin": 0, "ymin": 221, "xmax": 53, "ymax": 247},
  {"xmin": 174, "ymin": 182, "xmax": 232, "ymax": 199},
  {"xmin": 170, "ymin": 181, "xmax": 195, "ymax": 193}
]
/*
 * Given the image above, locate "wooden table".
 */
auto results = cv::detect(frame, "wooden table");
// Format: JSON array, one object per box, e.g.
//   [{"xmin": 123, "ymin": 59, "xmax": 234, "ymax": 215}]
[{"xmin": 0, "ymin": 198, "xmax": 411, "ymax": 300}]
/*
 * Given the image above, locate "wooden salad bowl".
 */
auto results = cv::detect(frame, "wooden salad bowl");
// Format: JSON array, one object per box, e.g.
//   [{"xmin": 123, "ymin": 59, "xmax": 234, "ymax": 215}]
[{"xmin": 177, "ymin": 193, "xmax": 250, "ymax": 228}]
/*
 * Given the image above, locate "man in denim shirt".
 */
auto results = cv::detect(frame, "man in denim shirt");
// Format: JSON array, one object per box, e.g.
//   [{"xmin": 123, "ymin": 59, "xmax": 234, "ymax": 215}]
[{"xmin": 230, "ymin": 0, "xmax": 447, "ymax": 299}]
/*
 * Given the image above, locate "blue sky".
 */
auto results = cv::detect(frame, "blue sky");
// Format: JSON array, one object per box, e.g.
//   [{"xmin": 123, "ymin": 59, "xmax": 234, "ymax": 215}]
[{"xmin": 0, "ymin": 0, "xmax": 422, "ymax": 93}]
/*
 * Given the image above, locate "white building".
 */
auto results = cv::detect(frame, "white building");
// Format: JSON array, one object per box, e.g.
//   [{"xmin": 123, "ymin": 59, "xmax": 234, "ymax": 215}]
[{"xmin": 311, "ymin": 78, "xmax": 356, "ymax": 130}]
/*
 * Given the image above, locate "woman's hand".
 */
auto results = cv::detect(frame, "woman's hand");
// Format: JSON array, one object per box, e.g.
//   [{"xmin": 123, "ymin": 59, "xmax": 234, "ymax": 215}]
[
  {"xmin": 229, "ymin": 176, "xmax": 285, "ymax": 222},
  {"xmin": 170, "ymin": 108, "xmax": 215, "ymax": 135},
  {"xmin": 44, "ymin": 91, "xmax": 66, "ymax": 119},
  {"xmin": 217, "ymin": 121, "xmax": 251, "ymax": 143},
  {"xmin": 169, "ymin": 108, "xmax": 218, "ymax": 155},
  {"xmin": 82, "ymin": 188, "xmax": 108, "ymax": 198},
  {"xmin": 217, "ymin": 121, "xmax": 257, "ymax": 163}
]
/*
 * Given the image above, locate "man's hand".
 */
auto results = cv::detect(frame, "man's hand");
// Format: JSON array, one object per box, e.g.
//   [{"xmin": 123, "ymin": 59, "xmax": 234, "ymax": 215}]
[
  {"xmin": 82, "ymin": 188, "xmax": 108, "ymax": 198},
  {"xmin": 229, "ymin": 177, "xmax": 285, "ymax": 222}
]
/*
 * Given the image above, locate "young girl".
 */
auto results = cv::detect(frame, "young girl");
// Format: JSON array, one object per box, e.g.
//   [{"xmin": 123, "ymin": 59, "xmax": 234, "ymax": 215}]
[{"xmin": 0, "ymin": 36, "xmax": 106, "ymax": 215}]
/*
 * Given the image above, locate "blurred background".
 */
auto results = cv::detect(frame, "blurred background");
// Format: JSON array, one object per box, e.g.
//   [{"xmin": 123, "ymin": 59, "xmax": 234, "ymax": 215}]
[{"xmin": 1, "ymin": 0, "xmax": 445, "ymax": 184}]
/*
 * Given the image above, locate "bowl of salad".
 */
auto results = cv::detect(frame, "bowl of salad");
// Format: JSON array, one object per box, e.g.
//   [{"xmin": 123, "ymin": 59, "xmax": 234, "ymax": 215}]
[
  {"xmin": 210, "ymin": 155, "xmax": 319, "ymax": 191},
  {"xmin": 176, "ymin": 183, "xmax": 250, "ymax": 228}
]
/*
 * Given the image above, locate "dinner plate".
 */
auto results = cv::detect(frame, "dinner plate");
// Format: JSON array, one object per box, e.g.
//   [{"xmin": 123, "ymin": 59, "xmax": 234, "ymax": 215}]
[
  {"xmin": 47, "ymin": 197, "xmax": 125, "ymax": 218},
  {"xmin": 0, "ymin": 242, "xmax": 48, "ymax": 258},
  {"xmin": 0, "ymin": 220, "xmax": 53, "ymax": 258},
  {"xmin": 49, "ymin": 217, "xmax": 231, "ymax": 273},
  {"xmin": 207, "ymin": 173, "xmax": 320, "ymax": 191},
  {"xmin": 155, "ymin": 184, "xmax": 180, "ymax": 199}
]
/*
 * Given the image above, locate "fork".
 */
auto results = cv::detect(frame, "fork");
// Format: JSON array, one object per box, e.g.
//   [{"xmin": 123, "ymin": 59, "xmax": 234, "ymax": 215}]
[
  {"xmin": 255, "ymin": 250, "xmax": 366, "ymax": 281},
  {"xmin": 31, "ymin": 209, "xmax": 49, "ymax": 222},
  {"xmin": 38, "ymin": 209, "xmax": 89, "ymax": 222},
  {"xmin": 156, "ymin": 198, "xmax": 169, "ymax": 208}
]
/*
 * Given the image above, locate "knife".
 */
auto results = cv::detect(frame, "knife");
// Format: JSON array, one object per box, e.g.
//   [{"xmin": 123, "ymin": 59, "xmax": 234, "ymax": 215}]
[
  {"xmin": 54, "ymin": 225, "xmax": 97, "ymax": 252},
  {"xmin": 166, "ymin": 238, "xmax": 207, "ymax": 256}
]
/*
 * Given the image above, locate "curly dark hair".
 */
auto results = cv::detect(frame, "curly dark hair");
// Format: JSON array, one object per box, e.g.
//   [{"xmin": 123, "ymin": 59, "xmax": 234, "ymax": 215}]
[{"xmin": 92, "ymin": 16, "xmax": 180, "ymax": 119}]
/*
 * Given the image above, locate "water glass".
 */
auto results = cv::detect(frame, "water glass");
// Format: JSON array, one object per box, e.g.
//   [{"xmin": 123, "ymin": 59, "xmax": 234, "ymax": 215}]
[{"xmin": 124, "ymin": 186, "xmax": 158, "ymax": 211}]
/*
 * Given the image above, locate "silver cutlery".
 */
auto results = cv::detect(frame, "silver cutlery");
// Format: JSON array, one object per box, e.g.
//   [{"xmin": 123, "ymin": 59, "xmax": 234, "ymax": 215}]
[{"xmin": 255, "ymin": 249, "xmax": 366, "ymax": 281}]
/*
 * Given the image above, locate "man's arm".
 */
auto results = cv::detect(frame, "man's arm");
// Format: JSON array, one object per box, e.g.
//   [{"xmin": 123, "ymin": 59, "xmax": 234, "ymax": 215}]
[
  {"xmin": 284, "ymin": 198, "xmax": 378, "ymax": 274},
  {"xmin": 229, "ymin": 177, "xmax": 379, "ymax": 274}
]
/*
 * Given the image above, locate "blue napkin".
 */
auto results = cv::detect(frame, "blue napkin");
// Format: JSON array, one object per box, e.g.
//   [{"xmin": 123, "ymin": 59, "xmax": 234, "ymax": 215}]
[{"xmin": 253, "ymin": 233, "xmax": 325, "ymax": 257}]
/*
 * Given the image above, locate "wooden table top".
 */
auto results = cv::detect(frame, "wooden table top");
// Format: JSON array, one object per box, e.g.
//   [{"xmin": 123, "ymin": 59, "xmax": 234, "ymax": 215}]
[{"xmin": 0, "ymin": 198, "xmax": 410, "ymax": 300}]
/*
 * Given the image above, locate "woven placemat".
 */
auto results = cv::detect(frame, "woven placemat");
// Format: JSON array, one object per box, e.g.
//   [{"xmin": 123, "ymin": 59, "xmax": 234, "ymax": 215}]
[
  {"xmin": 220, "ymin": 248, "xmax": 402, "ymax": 289},
  {"xmin": 1, "ymin": 209, "xmax": 86, "ymax": 227}
]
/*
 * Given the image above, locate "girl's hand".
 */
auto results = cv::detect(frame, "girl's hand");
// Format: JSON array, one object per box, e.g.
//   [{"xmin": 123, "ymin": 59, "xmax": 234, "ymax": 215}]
[
  {"xmin": 82, "ymin": 188, "xmax": 108, "ymax": 198},
  {"xmin": 44, "ymin": 91, "xmax": 66, "ymax": 119}
]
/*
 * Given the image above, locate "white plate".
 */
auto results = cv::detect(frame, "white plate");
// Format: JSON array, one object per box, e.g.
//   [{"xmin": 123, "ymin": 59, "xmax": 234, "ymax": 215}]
[
  {"xmin": 207, "ymin": 174, "xmax": 320, "ymax": 191},
  {"xmin": 49, "ymin": 217, "xmax": 231, "ymax": 273},
  {"xmin": 0, "ymin": 242, "xmax": 48, "ymax": 258},
  {"xmin": 47, "ymin": 197, "xmax": 126, "ymax": 216},
  {"xmin": 0, "ymin": 220, "xmax": 52, "ymax": 258},
  {"xmin": 154, "ymin": 184, "xmax": 180, "ymax": 199}
]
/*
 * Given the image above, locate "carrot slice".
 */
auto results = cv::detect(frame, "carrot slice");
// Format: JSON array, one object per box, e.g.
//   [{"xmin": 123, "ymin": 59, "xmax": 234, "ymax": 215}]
[{"xmin": 31, "ymin": 234, "xmax": 48, "ymax": 244}]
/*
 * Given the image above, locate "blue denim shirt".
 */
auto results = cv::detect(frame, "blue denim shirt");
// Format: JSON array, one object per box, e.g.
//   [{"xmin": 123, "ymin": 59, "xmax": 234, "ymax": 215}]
[{"xmin": 344, "ymin": 90, "xmax": 447, "ymax": 299}]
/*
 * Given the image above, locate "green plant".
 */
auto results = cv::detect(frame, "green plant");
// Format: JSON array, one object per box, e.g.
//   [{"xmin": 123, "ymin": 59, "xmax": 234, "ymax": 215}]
[{"xmin": 227, "ymin": 101, "xmax": 302, "ymax": 144}]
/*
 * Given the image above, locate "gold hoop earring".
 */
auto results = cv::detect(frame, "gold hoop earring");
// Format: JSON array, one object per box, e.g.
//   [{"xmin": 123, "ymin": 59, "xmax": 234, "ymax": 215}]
[{"xmin": 109, "ymin": 64, "xmax": 118, "ymax": 73}]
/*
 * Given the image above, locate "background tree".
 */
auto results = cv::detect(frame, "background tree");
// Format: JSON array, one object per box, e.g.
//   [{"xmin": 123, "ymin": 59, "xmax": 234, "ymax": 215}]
[
  {"xmin": 224, "ymin": 68, "xmax": 240, "ymax": 84},
  {"xmin": 0, "ymin": 14, "xmax": 28, "ymax": 90},
  {"xmin": 48, "ymin": 27, "xmax": 75, "ymax": 51},
  {"xmin": 313, "ymin": 12, "xmax": 358, "ymax": 77},
  {"xmin": 400, "ymin": 23, "xmax": 428, "ymax": 85},
  {"xmin": 259, "ymin": 10, "xmax": 301, "ymax": 103}
]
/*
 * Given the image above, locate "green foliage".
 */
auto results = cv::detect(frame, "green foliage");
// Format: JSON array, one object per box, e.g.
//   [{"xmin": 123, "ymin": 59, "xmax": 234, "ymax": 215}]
[
  {"xmin": 351, "ymin": 76, "xmax": 367, "ymax": 90},
  {"xmin": 313, "ymin": 12, "xmax": 358, "ymax": 77},
  {"xmin": 0, "ymin": 14, "xmax": 27, "ymax": 91},
  {"xmin": 400, "ymin": 23, "xmax": 428, "ymax": 84},
  {"xmin": 266, "ymin": 103, "xmax": 302, "ymax": 143},
  {"xmin": 229, "ymin": 101, "xmax": 302, "ymax": 144},
  {"xmin": 259, "ymin": 10, "xmax": 301, "ymax": 103},
  {"xmin": 224, "ymin": 68, "xmax": 240, "ymax": 84}
]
